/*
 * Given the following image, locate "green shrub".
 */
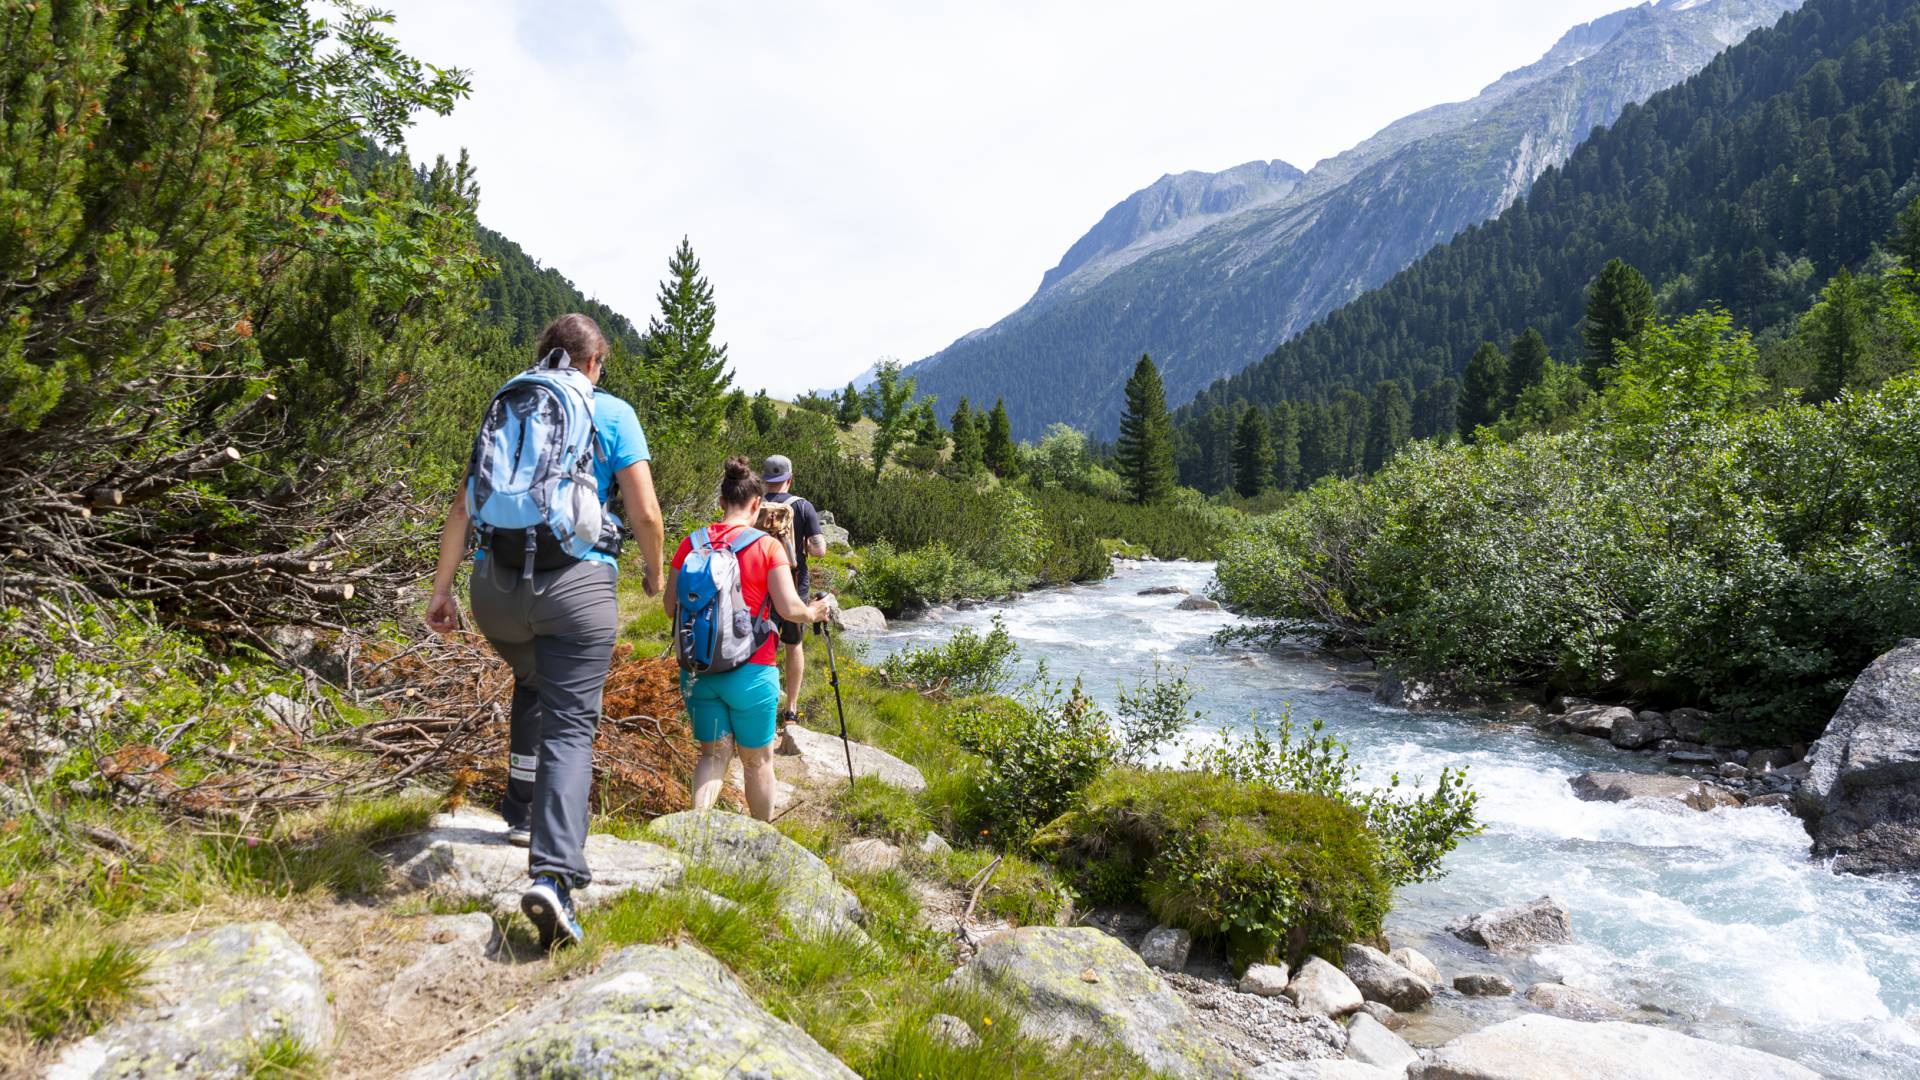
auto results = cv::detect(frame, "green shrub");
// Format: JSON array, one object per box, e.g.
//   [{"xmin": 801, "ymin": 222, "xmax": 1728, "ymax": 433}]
[
  {"xmin": 946, "ymin": 688, "xmax": 1115, "ymax": 841},
  {"xmin": 878, "ymin": 616, "xmax": 1019, "ymax": 695},
  {"xmin": 1035, "ymin": 768, "xmax": 1390, "ymax": 965},
  {"xmin": 1112, "ymin": 664, "xmax": 1202, "ymax": 765},
  {"xmin": 855, "ymin": 542, "xmax": 1019, "ymax": 614}
]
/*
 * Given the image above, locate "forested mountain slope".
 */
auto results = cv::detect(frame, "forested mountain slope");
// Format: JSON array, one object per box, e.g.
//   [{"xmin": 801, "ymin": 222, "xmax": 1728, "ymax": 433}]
[
  {"xmin": 477, "ymin": 227, "xmax": 645, "ymax": 353},
  {"xmin": 907, "ymin": 0, "xmax": 1799, "ymax": 438},
  {"xmin": 1178, "ymin": 0, "xmax": 1920, "ymax": 460}
]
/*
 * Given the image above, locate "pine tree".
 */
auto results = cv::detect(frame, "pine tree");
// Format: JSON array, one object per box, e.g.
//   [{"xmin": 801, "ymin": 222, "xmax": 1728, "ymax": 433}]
[
  {"xmin": 645, "ymin": 236, "xmax": 733, "ymax": 432},
  {"xmin": 1413, "ymin": 378, "xmax": 1460, "ymax": 440},
  {"xmin": 749, "ymin": 389, "xmax": 777, "ymax": 435},
  {"xmin": 1506, "ymin": 328, "xmax": 1551, "ymax": 409},
  {"xmin": 1582, "ymin": 258, "xmax": 1653, "ymax": 387},
  {"xmin": 723, "ymin": 389, "xmax": 749, "ymax": 426},
  {"xmin": 1809, "ymin": 267, "xmax": 1870, "ymax": 403},
  {"xmin": 1272, "ymin": 403, "xmax": 1301, "ymax": 491},
  {"xmin": 1231, "ymin": 406, "xmax": 1275, "ymax": 498},
  {"xmin": 866, "ymin": 360, "xmax": 916, "ymax": 476},
  {"xmin": 949, "ymin": 398, "xmax": 984, "ymax": 474},
  {"xmin": 1297, "ymin": 402, "xmax": 1336, "ymax": 485},
  {"xmin": 912, "ymin": 400, "xmax": 944, "ymax": 448},
  {"xmin": 1363, "ymin": 381, "xmax": 1412, "ymax": 473},
  {"xmin": 1459, "ymin": 342, "xmax": 1509, "ymax": 437},
  {"xmin": 1114, "ymin": 354, "xmax": 1176, "ymax": 503},
  {"xmin": 984, "ymin": 399, "xmax": 1019, "ymax": 478},
  {"xmin": 835, "ymin": 381, "xmax": 863, "ymax": 428},
  {"xmin": 1896, "ymin": 196, "xmax": 1920, "ymax": 276}
]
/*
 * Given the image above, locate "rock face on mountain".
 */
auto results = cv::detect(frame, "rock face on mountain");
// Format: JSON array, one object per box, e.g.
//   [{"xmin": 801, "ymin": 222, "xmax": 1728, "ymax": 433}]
[
  {"xmin": 907, "ymin": 0, "xmax": 1801, "ymax": 439},
  {"xmin": 1795, "ymin": 639, "xmax": 1920, "ymax": 873}
]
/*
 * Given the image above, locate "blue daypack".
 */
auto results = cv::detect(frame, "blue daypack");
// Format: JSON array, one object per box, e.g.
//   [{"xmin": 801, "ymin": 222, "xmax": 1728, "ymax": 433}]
[
  {"xmin": 674, "ymin": 526, "xmax": 776, "ymax": 675},
  {"xmin": 466, "ymin": 350, "xmax": 608, "ymax": 578}
]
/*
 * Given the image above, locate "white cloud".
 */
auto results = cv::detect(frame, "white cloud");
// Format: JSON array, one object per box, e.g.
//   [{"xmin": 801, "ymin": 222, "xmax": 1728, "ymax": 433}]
[{"xmin": 388, "ymin": 0, "xmax": 1632, "ymax": 396}]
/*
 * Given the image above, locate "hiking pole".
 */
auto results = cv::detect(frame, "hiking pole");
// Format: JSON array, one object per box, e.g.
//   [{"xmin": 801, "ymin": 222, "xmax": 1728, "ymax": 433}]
[{"xmin": 817, "ymin": 591, "xmax": 856, "ymax": 788}]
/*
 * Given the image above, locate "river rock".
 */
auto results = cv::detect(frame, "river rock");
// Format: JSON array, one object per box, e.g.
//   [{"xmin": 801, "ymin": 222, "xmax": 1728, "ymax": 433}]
[
  {"xmin": 1286, "ymin": 956, "xmax": 1366, "ymax": 1018},
  {"xmin": 778, "ymin": 722, "xmax": 926, "ymax": 791},
  {"xmin": 834, "ymin": 837, "xmax": 902, "ymax": 875},
  {"xmin": 1253, "ymin": 1062, "xmax": 1400, "ymax": 1080},
  {"xmin": 1748, "ymin": 747, "xmax": 1795, "ymax": 772},
  {"xmin": 952, "ymin": 926, "xmax": 1236, "ymax": 1078},
  {"xmin": 1453, "ymin": 972, "xmax": 1515, "ymax": 996},
  {"xmin": 1747, "ymin": 793, "xmax": 1794, "ymax": 809},
  {"xmin": 1668, "ymin": 749, "xmax": 1721, "ymax": 766},
  {"xmin": 1377, "ymin": 670, "xmax": 1445, "ymax": 709},
  {"xmin": 1524, "ymin": 981, "xmax": 1626, "ymax": 1020},
  {"xmin": 646, "ymin": 810, "xmax": 865, "ymax": 935},
  {"xmin": 1344, "ymin": 1012, "xmax": 1419, "ymax": 1074},
  {"xmin": 1795, "ymin": 639, "xmax": 1920, "ymax": 874},
  {"xmin": 1389, "ymin": 946, "xmax": 1442, "ymax": 986},
  {"xmin": 1549, "ymin": 695, "xmax": 1596, "ymax": 714},
  {"xmin": 1177, "ymin": 595, "xmax": 1222, "ymax": 612},
  {"xmin": 387, "ymin": 809, "xmax": 682, "ymax": 912},
  {"xmin": 404, "ymin": 943, "xmax": 855, "ymax": 1078},
  {"xmin": 1568, "ymin": 772, "xmax": 1741, "ymax": 812},
  {"xmin": 1240, "ymin": 962, "xmax": 1292, "ymax": 997},
  {"xmin": 1666, "ymin": 707, "xmax": 1714, "ymax": 743},
  {"xmin": 49, "ymin": 922, "xmax": 332, "ymax": 1080},
  {"xmin": 1447, "ymin": 895, "xmax": 1572, "ymax": 953},
  {"xmin": 1342, "ymin": 943, "xmax": 1432, "ymax": 1009},
  {"xmin": 1409, "ymin": 1014, "xmax": 1820, "ymax": 1079},
  {"xmin": 1359, "ymin": 1000, "xmax": 1405, "ymax": 1030},
  {"xmin": 1563, "ymin": 706, "xmax": 1633, "ymax": 738},
  {"xmin": 1611, "ymin": 713, "xmax": 1670, "ymax": 750},
  {"xmin": 833, "ymin": 605, "xmax": 888, "ymax": 634},
  {"xmin": 1139, "ymin": 925, "xmax": 1192, "ymax": 971},
  {"xmin": 1138, "ymin": 585, "xmax": 1190, "ymax": 596}
]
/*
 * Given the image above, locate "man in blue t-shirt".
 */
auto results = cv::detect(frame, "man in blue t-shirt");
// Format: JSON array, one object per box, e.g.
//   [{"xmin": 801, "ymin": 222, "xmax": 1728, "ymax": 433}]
[{"xmin": 760, "ymin": 454, "xmax": 825, "ymax": 729}]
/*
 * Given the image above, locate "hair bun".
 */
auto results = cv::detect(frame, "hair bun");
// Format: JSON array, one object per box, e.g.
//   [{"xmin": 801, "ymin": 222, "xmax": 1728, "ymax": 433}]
[{"xmin": 723, "ymin": 455, "xmax": 753, "ymax": 480}]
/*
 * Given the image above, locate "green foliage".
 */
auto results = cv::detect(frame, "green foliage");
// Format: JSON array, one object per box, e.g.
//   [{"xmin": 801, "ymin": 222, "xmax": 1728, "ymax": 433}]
[
  {"xmin": 1583, "ymin": 258, "xmax": 1655, "ymax": 386},
  {"xmin": 750, "ymin": 389, "xmax": 779, "ymax": 435},
  {"xmin": 856, "ymin": 542, "xmax": 1020, "ymax": 614},
  {"xmin": 242, "ymin": 1032, "xmax": 325, "ymax": 1078},
  {"xmin": 984, "ymin": 399, "xmax": 1020, "ymax": 478},
  {"xmin": 948, "ymin": 398, "xmax": 985, "ymax": 476},
  {"xmin": 1362, "ymin": 380, "xmax": 1411, "ymax": 472},
  {"xmin": 1116, "ymin": 355, "xmax": 1176, "ymax": 503},
  {"xmin": 866, "ymin": 361, "xmax": 918, "ymax": 476},
  {"xmin": 836, "ymin": 381, "xmax": 864, "ymax": 428},
  {"xmin": 1506, "ymin": 329, "xmax": 1552, "ymax": 410},
  {"xmin": 644, "ymin": 236, "xmax": 733, "ymax": 439},
  {"xmin": 878, "ymin": 616, "xmax": 1020, "ymax": 695},
  {"xmin": 1459, "ymin": 342, "xmax": 1509, "ymax": 437},
  {"xmin": 947, "ymin": 691, "xmax": 1116, "ymax": 841},
  {"xmin": 1112, "ymin": 664, "xmax": 1202, "ymax": 766},
  {"xmin": 1035, "ymin": 769, "xmax": 1391, "ymax": 965},
  {"xmin": 0, "ymin": 936, "xmax": 148, "ymax": 1043},
  {"xmin": 833, "ymin": 777, "xmax": 932, "ymax": 843},
  {"xmin": 1231, "ymin": 406, "xmax": 1274, "ymax": 497},
  {"xmin": 1601, "ymin": 309, "xmax": 1763, "ymax": 433},
  {"xmin": 475, "ymin": 227, "xmax": 646, "ymax": 354}
]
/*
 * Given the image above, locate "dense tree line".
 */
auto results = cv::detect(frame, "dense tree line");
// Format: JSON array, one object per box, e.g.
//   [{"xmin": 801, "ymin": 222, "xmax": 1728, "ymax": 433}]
[{"xmin": 1177, "ymin": 0, "xmax": 1920, "ymax": 493}]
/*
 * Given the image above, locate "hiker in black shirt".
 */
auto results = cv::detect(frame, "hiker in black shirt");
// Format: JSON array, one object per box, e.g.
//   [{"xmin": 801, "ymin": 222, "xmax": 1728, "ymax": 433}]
[{"xmin": 760, "ymin": 454, "xmax": 826, "ymax": 729}]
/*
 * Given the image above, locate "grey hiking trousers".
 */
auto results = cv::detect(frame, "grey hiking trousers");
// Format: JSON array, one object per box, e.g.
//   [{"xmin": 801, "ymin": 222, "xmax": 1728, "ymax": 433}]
[{"xmin": 469, "ymin": 557, "xmax": 617, "ymax": 889}]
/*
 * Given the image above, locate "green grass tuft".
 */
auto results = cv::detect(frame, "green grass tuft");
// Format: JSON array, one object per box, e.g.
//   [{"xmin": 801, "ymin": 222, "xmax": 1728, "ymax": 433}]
[{"xmin": 0, "ymin": 934, "xmax": 149, "ymax": 1043}]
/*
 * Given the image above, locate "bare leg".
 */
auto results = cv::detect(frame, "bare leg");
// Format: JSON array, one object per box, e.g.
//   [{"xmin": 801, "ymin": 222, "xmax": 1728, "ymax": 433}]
[
  {"xmin": 692, "ymin": 738, "xmax": 734, "ymax": 810},
  {"xmin": 737, "ymin": 743, "xmax": 777, "ymax": 821},
  {"xmin": 781, "ymin": 640, "xmax": 805, "ymax": 715}
]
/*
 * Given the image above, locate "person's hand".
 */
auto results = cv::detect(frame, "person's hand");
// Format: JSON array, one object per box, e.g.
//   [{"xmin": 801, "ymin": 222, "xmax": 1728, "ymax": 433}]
[
  {"xmin": 810, "ymin": 593, "xmax": 836, "ymax": 624},
  {"xmin": 642, "ymin": 565, "xmax": 663, "ymax": 598},
  {"xmin": 426, "ymin": 590, "xmax": 461, "ymax": 635}
]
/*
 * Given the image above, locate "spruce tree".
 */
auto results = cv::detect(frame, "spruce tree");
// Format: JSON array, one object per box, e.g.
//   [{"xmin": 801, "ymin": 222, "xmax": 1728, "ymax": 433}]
[
  {"xmin": 1363, "ymin": 381, "xmax": 1411, "ymax": 473},
  {"xmin": 1896, "ymin": 196, "xmax": 1920, "ymax": 276},
  {"xmin": 835, "ymin": 380, "xmax": 863, "ymax": 428},
  {"xmin": 1413, "ymin": 379, "xmax": 1460, "ymax": 440},
  {"xmin": 984, "ymin": 399, "xmax": 1019, "ymax": 478},
  {"xmin": 866, "ymin": 361, "xmax": 916, "ymax": 476},
  {"xmin": 723, "ymin": 388, "xmax": 749, "ymax": 426},
  {"xmin": 1272, "ymin": 403, "xmax": 1301, "ymax": 491},
  {"xmin": 1810, "ymin": 267, "xmax": 1870, "ymax": 403},
  {"xmin": 1459, "ymin": 342, "xmax": 1509, "ymax": 438},
  {"xmin": 1582, "ymin": 258, "xmax": 1653, "ymax": 387},
  {"xmin": 1231, "ymin": 406, "xmax": 1275, "ymax": 498},
  {"xmin": 1115, "ymin": 354, "xmax": 1175, "ymax": 503},
  {"xmin": 912, "ymin": 400, "xmax": 944, "ymax": 448},
  {"xmin": 645, "ymin": 236, "xmax": 733, "ymax": 432},
  {"xmin": 1507, "ymin": 328, "xmax": 1551, "ymax": 409},
  {"xmin": 949, "ymin": 398, "xmax": 984, "ymax": 474},
  {"xmin": 749, "ymin": 389, "xmax": 777, "ymax": 435}
]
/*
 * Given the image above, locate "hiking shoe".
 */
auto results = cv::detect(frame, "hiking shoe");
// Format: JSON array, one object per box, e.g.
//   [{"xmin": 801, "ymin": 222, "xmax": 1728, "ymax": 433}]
[
  {"xmin": 521, "ymin": 875, "xmax": 582, "ymax": 951},
  {"xmin": 505, "ymin": 824, "xmax": 531, "ymax": 848}
]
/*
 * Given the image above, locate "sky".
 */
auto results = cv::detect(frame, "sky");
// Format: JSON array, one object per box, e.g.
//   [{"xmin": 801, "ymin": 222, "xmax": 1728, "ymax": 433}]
[{"xmin": 387, "ymin": 0, "xmax": 1634, "ymax": 396}]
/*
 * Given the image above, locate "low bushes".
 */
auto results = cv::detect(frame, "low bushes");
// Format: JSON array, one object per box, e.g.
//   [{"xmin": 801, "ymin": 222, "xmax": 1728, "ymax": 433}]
[{"xmin": 877, "ymin": 616, "xmax": 1019, "ymax": 695}]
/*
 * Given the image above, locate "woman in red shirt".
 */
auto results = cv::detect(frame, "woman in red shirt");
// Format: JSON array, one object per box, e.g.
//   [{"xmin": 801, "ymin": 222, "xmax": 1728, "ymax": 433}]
[{"xmin": 664, "ymin": 456, "xmax": 833, "ymax": 820}]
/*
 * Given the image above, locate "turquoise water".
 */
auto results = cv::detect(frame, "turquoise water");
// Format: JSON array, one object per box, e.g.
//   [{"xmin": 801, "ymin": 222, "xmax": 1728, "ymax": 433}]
[{"xmin": 863, "ymin": 560, "xmax": 1920, "ymax": 1079}]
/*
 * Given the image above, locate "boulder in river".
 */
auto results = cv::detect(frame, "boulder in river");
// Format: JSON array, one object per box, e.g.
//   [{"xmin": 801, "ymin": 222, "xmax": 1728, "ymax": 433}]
[
  {"xmin": 1794, "ymin": 639, "xmax": 1920, "ymax": 874},
  {"xmin": 1666, "ymin": 707, "xmax": 1714, "ymax": 744},
  {"xmin": 1447, "ymin": 895, "xmax": 1572, "ymax": 953},
  {"xmin": 1344, "ymin": 1011, "xmax": 1419, "ymax": 1074},
  {"xmin": 777, "ymin": 721, "xmax": 925, "ymax": 791},
  {"xmin": 404, "ymin": 944, "xmax": 857, "ymax": 1079},
  {"xmin": 951, "ymin": 926, "xmax": 1237, "ymax": 1078},
  {"xmin": 1568, "ymin": 772, "xmax": 1741, "ymax": 812},
  {"xmin": 1137, "ymin": 585, "xmax": 1190, "ymax": 596},
  {"xmin": 49, "ymin": 922, "xmax": 332, "ymax": 1080},
  {"xmin": 1285, "ymin": 955, "xmax": 1366, "ymax": 1018},
  {"xmin": 1611, "ymin": 713, "xmax": 1671, "ymax": 750},
  {"xmin": 833, "ymin": 604, "xmax": 888, "ymax": 634},
  {"xmin": 1358, "ymin": 1000, "xmax": 1405, "ymax": 1030},
  {"xmin": 1524, "ymin": 981, "xmax": 1627, "ymax": 1020},
  {"xmin": 1389, "ymin": 946, "xmax": 1441, "ymax": 986},
  {"xmin": 1341, "ymin": 942, "xmax": 1432, "ymax": 1009},
  {"xmin": 1452, "ymin": 972, "xmax": 1516, "ymax": 996},
  {"xmin": 646, "ymin": 809, "xmax": 865, "ymax": 936},
  {"xmin": 1560, "ymin": 705, "xmax": 1634, "ymax": 738},
  {"xmin": 1176, "ymin": 595, "xmax": 1223, "ymax": 612},
  {"xmin": 1409, "ymin": 1014, "xmax": 1819, "ymax": 1079}
]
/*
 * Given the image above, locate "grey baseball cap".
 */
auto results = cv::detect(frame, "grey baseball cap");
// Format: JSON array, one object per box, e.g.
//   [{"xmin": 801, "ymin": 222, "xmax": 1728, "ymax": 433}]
[{"xmin": 761, "ymin": 454, "xmax": 793, "ymax": 484}]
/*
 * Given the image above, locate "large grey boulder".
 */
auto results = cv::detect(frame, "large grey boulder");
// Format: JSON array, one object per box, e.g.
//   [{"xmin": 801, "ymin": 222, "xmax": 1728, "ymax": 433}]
[
  {"xmin": 387, "ymin": 809, "xmax": 682, "ymax": 912},
  {"xmin": 833, "ymin": 837, "xmax": 903, "ymax": 875},
  {"xmin": 404, "ymin": 944, "xmax": 856, "ymax": 1079},
  {"xmin": 1794, "ymin": 640, "xmax": 1920, "ymax": 873},
  {"xmin": 1341, "ymin": 943, "xmax": 1432, "ymax": 1010},
  {"xmin": 1409, "ymin": 1014, "xmax": 1820, "ymax": 1079},
  {"xmin": 1447, "ymin": 896, "xmax": 1572, "ymax": 953},
  {"xmin": 821, "ymin": 522, "xmax": 852, "ymax": 549},
  {"xmin": 1344, "ymin": 1011, "xmax": 1419, "ymax": 1074},
  {"xmin": 48, "ymin": 922, "xmax": 332, "ymax": 1079},
  {"xmin": 1177, "ymin": 595, "xmax": 1223, "ymax": 612},
  {"xmin": 646, "ymin": 809, "xmax": 865, "ymax": 936},
  {"xmin": 1452, "ymin": 972, "xmax": 1516, "ymax": 997},
  {"xmin": 777, "ymin": 721, "xmax": 926, "ymax": 791},
  {"xmin": 833, "ymin": 605, "xmax": 888, "ymax": 634},
  {"xmin": 1611, "ymin": 712, "xmax": 1672, "ymax": 750},
  {"xmin": 951, "ymin": 926, "xmax": 1237, "ymax": 1078},
  {"xmin": 1558, "ymin": 706, "xmax": 1634, "ymax": 738},
  {"xmin": 1254, "ymin": 1062, "xmax": 1399, "ymax": 1079},
  {"xmin": 1388, "ymin": 946, "xmax": 1441, "ymax": 986},
  {"xmin": 1666, "ymin": 707, "xmax": 1714, "ymax": 744},
  {"xmin": 1568, "ymin": 772, "xmax": 1741, "ymax": 812},
  {"xmin": 1524, "ymin": 981, "xmax": 1627, "ymax": 1020},
  {"xmin": 1285, "ymin": 956, "xmax": 1366, "ymax": 1018}
]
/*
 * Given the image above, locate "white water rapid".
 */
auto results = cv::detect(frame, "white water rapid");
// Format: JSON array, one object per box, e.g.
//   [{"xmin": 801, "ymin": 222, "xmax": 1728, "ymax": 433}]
[{"xmin": 862, "ymin": 560, "xmax": 1920, "ymax": 1079}]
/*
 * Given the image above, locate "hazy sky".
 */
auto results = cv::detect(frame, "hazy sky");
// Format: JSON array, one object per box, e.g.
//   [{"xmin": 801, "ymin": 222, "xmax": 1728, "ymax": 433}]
[{"xmin": 388, "ymin": 0, "xmax": 1632, "ymax": 396}]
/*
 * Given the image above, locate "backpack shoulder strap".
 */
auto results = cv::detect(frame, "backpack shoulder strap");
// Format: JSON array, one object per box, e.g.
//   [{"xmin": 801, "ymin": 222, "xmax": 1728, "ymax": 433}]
[
  {"xmin": 691, "ymin": 526, "xmax": 711, "ymax": 552},
  {"xmin": 726, "ymin": 527, "xmax": 766, "ymax": 553}
]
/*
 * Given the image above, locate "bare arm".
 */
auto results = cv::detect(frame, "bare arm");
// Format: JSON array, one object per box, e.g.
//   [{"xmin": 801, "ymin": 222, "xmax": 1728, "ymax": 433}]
[
  {"xmin": 662, "ymin": 565, "xmax": 678, "ymax": 622},
  {"xmin": 806, "ymin": 534, "xmax": 828, "ymax": 558},
  {"xmin": 616, "ymin": 461, "xmax": 665, "ymax": 597},
  {"xmin": 426, "ymin": 488, "xmax": 470, "ymax": 635}
]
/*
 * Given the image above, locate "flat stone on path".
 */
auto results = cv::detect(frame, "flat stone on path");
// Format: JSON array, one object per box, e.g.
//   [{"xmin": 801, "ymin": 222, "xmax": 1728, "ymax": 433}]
[
  {"xmin": 386, "ymin": 809, "xmax": 682, "ymax": 912},
  {"xmin": 48, "ymin": 922, "xmax": 332, "ymax": 1080},
  {"xmin": 1409, "ymin": 1014, "xmax": 1820, "ymax": 1079},
  {"xmin": 834, "ymin": 837, "xmax": 903, "ymax": 875},
  {"xmin": 403, "ymin": 943, "xmax": 857, "ymax": 1079},
  {"xmin": 1447, "ymin": 895, "xmax": 1573, "ymax": 953},
  {"xmin": 380, "ymin": 913, "xmax": 502, "ymax": 1016},
  {"xmin": 1569, "ymin": 772, "xmax": 1741, "ymax": 812},
  {"xmin": 646, "ymin": 809, "xmax": 866, "ymax": 936},
  {"xmin": 777, "ymin": 721, "xmax": 926, "ymax": 791},
  {"xmin": 952, "ymin": 926, "xmax": 1239, "ymax": 1078}
]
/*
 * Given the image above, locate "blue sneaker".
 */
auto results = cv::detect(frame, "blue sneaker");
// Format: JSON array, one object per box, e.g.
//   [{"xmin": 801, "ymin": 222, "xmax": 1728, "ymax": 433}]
[{"xmin": 521, "ymin": 875, "xmax": 582, "ymax": 950}]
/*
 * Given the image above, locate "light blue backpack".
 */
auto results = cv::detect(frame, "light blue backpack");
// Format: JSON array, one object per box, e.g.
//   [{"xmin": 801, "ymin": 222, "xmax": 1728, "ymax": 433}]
[
  {"xmin": 674, "ymin": 527, "xmax": 776, "ymax": 674},
  {"xmin": 466, "ymin": 349, "xmax": 607, "ymax": 578}
]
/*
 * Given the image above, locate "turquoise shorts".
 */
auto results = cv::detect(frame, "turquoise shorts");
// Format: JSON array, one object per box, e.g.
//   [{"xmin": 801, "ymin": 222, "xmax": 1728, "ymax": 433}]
[{"xmin": 683, "ymin": 663, "xmax": 780, "ymax": 749}]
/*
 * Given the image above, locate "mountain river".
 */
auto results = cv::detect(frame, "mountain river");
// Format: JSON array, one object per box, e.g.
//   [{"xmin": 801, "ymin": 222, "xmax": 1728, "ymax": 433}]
[{"xmin": 859, "ymin": 559, "xmax": 1920, "ymax": 1079}]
